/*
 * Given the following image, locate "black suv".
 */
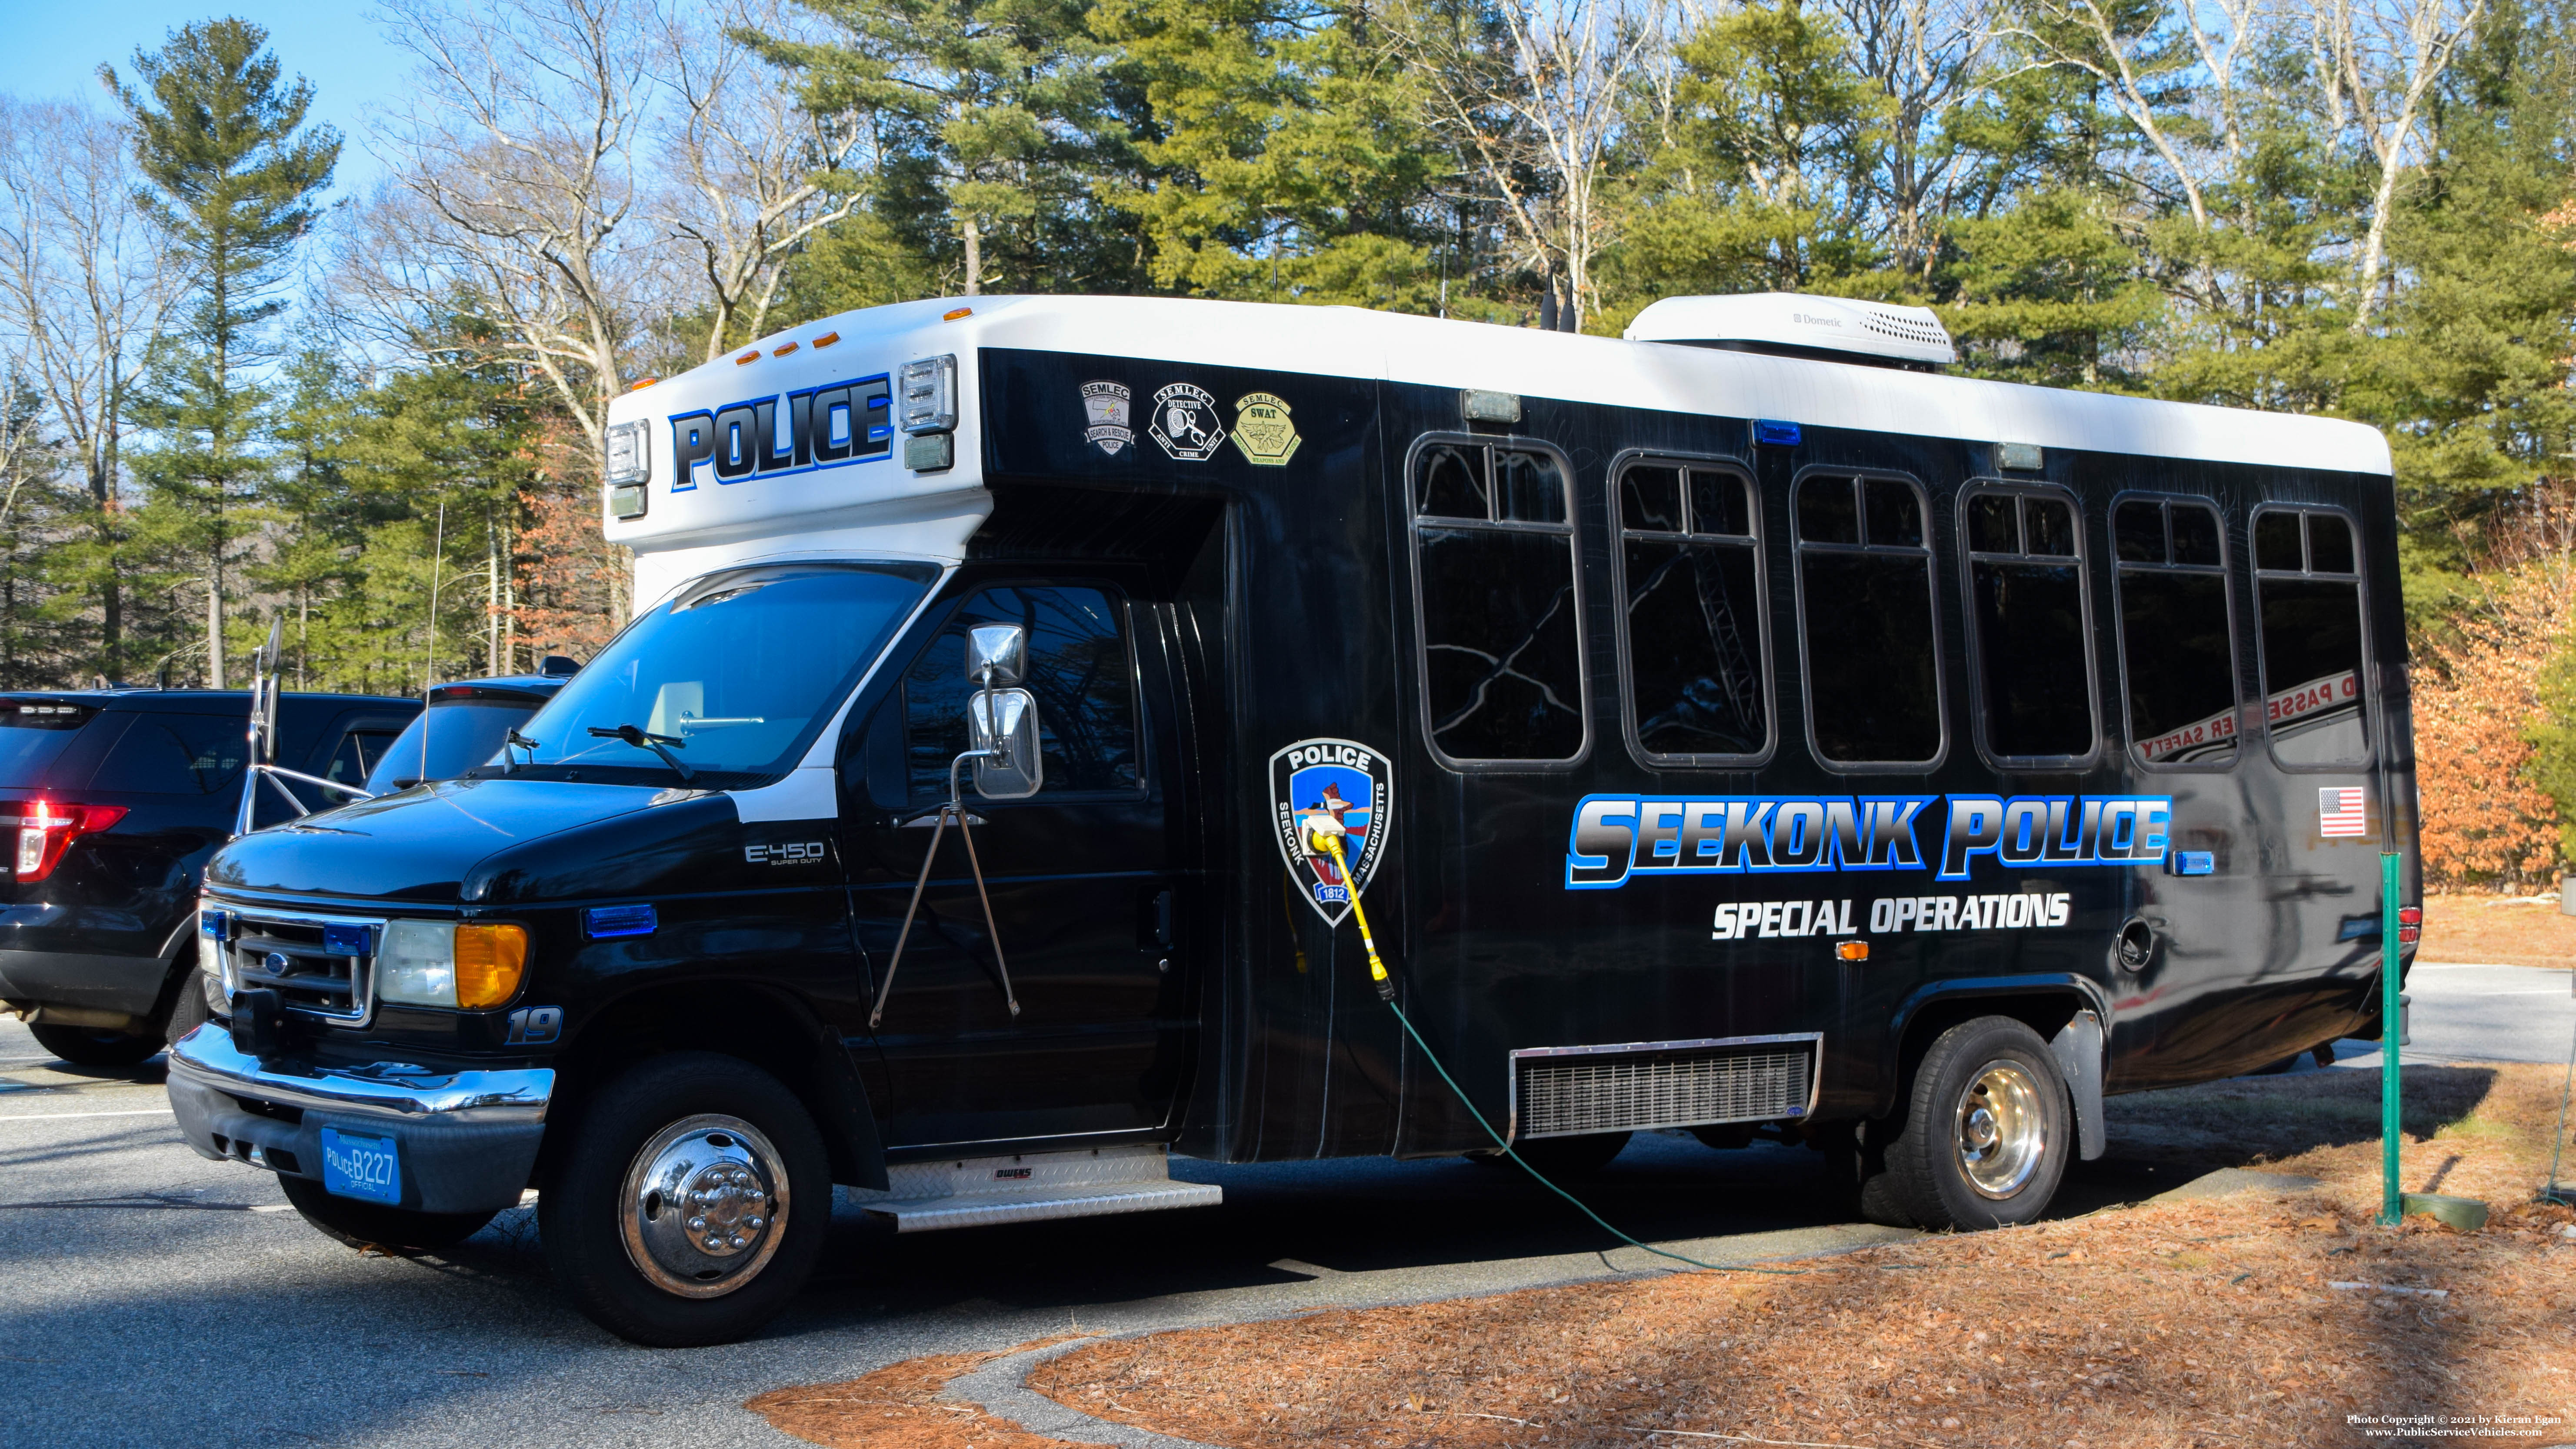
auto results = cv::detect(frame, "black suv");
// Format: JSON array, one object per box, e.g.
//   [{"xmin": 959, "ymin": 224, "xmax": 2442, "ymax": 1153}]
[
  {"xmin": 0, "ymin": 689, "xmax": 418, "ymax": 1065},
  {"xmin": 361, "ymin": 660, "xmax": 576, "ymax": 796}
]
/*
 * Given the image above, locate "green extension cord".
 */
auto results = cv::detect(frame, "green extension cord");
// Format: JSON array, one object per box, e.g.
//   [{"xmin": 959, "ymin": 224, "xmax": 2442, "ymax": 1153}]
[{"xmin": 1384, "ymin": 998, "xmax": 1804, "ymax": 1278}]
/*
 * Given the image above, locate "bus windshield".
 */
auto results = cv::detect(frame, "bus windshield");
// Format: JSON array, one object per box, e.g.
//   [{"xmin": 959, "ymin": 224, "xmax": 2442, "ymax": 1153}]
[{"xmin": 507, "ymin": 562, "xmax": 937, "ymax": 785}]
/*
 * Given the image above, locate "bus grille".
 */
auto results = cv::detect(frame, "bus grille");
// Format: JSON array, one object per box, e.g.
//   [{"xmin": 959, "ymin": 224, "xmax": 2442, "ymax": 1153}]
[
  {"xmin": 1512, "ymin": 1035, "xmax": 1820, "ymax": 1140},
  {"xmin": 220, "ymin": 908, "xmax": 384, "ymax": 1025}
]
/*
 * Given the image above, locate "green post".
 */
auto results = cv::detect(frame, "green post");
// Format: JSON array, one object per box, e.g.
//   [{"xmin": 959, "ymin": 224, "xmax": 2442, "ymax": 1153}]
[{"xmin": 2380, "ymin": 850, "xmax": 2403, "ymax": 1226}]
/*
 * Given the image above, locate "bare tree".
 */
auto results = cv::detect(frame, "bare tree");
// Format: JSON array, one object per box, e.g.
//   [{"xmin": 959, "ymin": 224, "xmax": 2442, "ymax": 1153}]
[
  {"xmin": 1385, "ymin": 0, "xmax": 1661, "ymax": 328},
  {"xmin": 1825, "ymin": 0, "xmax": 1994, "ymax": 282},
  {"xmin": 2311, "ymin": 0, "xmax": 2488, "ymax": 326},
  {"xmin": 361, "ymin": 0, "xmax": 660, "ymax": 469},
  {"xmin": 0, "ymin": 98, "xmax": 187, "ymax": 660},
  {"xmin": 651, "ymin": 0, "xmax": 867, "ymax": 364}
]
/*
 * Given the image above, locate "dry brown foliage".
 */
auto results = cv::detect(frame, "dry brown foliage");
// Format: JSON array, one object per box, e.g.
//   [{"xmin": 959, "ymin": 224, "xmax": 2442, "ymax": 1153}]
[{"xmin": 756, "ymin": 1063, "xmax": 2576, "ymax": 1449}]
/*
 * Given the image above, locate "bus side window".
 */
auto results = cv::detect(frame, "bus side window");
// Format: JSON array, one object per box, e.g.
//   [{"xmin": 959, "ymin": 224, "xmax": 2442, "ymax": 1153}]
[
  {"xmin": 1614, "ymin": 459, "xmax": 1768, "ymax": 762},
  {"xmin": 2253, "ymin": 507, "xmax": 2371, "ymax": 767},
  {"xmin": 1961, "ymin": 486, "xmax": 2096, "ymax": 764},
  {"xmin": 1794, "ymin": 473, "xmax": 1943, "ymax": 768},
  {"xmin": 2112, "ymin": 499, "xmax": 2240, "ymax": 768},
  {"xmin": 905, "ymin": 584, "xmax": 1141, "ymax": 798},
  {"xmin": 1409, "ymin": 439, "xmax": 1586, "ymax": 766}
]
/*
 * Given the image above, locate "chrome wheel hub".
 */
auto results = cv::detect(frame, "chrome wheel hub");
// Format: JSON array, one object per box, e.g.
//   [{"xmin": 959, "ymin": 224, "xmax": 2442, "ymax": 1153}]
[
  {"xmin": 619, "ymin": 1114, "xmax": 790, "ymax": 1299},
  {"xmin": 1953, "ymin": 1060, "xmax": 2046, "ymax": 1199}
]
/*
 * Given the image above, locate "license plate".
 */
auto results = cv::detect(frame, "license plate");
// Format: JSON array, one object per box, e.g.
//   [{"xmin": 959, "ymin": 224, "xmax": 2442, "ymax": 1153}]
[{"xmin": 320, "ymin": 1127, "xmax": 402, "ymax": 1205}]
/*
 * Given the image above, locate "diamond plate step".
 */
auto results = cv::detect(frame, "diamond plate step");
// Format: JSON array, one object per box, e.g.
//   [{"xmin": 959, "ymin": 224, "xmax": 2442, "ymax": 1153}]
[{"xmin": 853, "ymin": 1143, "xmax": 1222, "ymax": 1234}]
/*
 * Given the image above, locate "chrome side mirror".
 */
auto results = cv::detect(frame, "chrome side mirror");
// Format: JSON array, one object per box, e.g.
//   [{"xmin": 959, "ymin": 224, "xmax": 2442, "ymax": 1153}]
[
  {"xmin": 965, "ymin": 624, "xmax": 1027, "ymax": 686},
  {"xmin": 967, "ymin": 687, "xmax": 1043, "ymax": 798}
]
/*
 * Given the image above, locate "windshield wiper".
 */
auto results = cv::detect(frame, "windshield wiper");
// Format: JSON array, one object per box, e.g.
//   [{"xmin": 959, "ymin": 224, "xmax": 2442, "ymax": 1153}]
[{"xmin": 586, "ymin": 723, "xmax": 695, "ymax": 782}]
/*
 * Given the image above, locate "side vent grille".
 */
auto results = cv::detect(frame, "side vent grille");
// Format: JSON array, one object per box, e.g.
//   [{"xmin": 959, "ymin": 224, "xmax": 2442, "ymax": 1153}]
[
  {"xmin": 1859, "ymin": 306, "xmax": 1950, "ymax": 347},
  {"xmin": 1512, "ymin": 1035, "xmax": 1820, "ymax": 1140}
]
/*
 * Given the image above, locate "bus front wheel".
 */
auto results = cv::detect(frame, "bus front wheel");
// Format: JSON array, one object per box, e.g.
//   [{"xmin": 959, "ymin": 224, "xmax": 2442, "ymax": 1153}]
[{"xmin": 1855, "ymin": 1016, "xmax": 2071, "ymax": 1231}]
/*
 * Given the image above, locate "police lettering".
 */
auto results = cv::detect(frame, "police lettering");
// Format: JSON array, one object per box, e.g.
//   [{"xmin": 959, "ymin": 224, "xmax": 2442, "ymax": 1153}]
[
  {"xmin": 1566, "ymin": 793, "xmax": 1933, "ymax": 889},
  {"xmin": 670, "ymin": 373, "xmax": 892, "ymax": 492},
  {"xmin": 1936, "ymin": 795, "xmax": 2171, "ymax": 879}
]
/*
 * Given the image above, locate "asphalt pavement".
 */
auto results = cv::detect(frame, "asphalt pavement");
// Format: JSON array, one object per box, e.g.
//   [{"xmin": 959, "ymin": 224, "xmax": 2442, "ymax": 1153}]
[{"xmin": 3, "ymin": 959, "xmax": 2567, "ymax": 1449}]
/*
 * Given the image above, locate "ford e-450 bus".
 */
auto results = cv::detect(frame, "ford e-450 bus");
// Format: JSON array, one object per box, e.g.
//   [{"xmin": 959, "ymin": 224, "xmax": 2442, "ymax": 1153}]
[{"xmin": 166, "ymin": 291, "xmax": 2415, "ymax": 1344}]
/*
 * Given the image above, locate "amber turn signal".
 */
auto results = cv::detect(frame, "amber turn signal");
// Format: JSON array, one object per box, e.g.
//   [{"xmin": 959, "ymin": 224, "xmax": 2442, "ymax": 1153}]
[
  {"xmin": 1836, "ymin": 939, "xmax": 1870, "ymax": 962},
  {"xmin": 455, "ymin": 923, "xmax": 530, "ymax": 1010},
  {"xmin": 943, "ymin": 306, "xmax": 973, "ymax": 321}
]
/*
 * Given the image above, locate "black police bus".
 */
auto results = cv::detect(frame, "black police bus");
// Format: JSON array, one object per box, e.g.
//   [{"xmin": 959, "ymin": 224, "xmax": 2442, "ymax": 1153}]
[{"xmin": 168, "ymin": 291, "xmax": 2416, "ymax": 1345}]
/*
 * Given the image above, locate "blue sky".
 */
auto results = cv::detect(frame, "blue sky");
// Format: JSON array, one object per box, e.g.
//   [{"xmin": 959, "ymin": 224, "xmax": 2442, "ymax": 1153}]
[{"xmin": 0, "ymin": 0, "xmax": 407, "ymax": 195}]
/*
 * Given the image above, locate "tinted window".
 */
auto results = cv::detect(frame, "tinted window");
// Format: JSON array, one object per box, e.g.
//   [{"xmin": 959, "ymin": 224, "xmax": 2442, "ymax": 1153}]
[
  {"xmin": 1796, "ymin": 474, "xmax": 1940, "ymax": 765},
  {"xmin": 0, "ymin": 702, "xmax": 97, "ymax": 788},
  {"xmin": 907, "ymin": 585, "xmax": 1139, "ymax": 798},
  {"xmin": 1964, "ymin": 490, "xmax": 2094, "ymax": 760},
  {"xmin": 521, "ymin": 562, "xmax": 936, "ymax": 782},
  {"xmin": 1618, "ymin": 462, "xmax": 1766, "ymax": 760},
  {"xmin": 1411, "ymin": 441, "xmax": 1584, "ymax": 763},
  {"xmin": 2114, "ymin": 500, "xmax": 2237, "ymax": 766},
  {"xmin": 2256, "ymin": 510, "xmax": 2369, "ymax": 766},
  {"xmin": 367, "ymin": 706, "xmax": 532, "ymax": 793},
  {"xmin": 95, "ymin": 713, "xmax": 248, "ymax": 794}
]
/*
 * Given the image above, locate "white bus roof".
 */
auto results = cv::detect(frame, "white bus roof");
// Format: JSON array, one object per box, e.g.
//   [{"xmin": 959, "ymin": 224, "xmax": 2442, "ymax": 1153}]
[{"xmin": 604, "ymin": 293, "xmax": 2393, "ymax": 603}]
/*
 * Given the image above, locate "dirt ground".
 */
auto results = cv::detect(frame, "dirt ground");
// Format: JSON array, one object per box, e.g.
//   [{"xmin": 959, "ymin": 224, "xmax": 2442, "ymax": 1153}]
[
  {"xmin": 753, "ymin": 1062, "xmax": 2576, "ymax": 1449},
  {"xmin": 2419, "ymin": 892, "xmax": 2576, "ymax": 967}
]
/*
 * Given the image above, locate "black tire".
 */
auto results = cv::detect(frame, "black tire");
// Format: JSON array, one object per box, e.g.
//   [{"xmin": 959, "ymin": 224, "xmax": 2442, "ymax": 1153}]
[
  {"xmin": 28, "ymin": 1021, "xmax": 162, "ymax": 1069},
  {"xmin": 1854, "ymin": 1016, "xmax": 2071, "ymax": 1231},
  {"xmin": 279, "ymin": 1173, "xmax": 497, "ymax": 1251},
  {"xmin": 538, "ymin": 1052, "xmax": 830, "ymax": 1347},
  {"xmin": 164, "ymin": 973, "xmax": 212, "ymax": 1047},
  {"xmin": 1476, "ymin": 1130, "xmax": 1633, "ymax": 1179}
]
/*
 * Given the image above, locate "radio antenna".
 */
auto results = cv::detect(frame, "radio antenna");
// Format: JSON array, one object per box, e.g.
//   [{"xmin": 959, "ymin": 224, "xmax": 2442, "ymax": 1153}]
[{"xmin": 421, "ymin": 497, "xmax": 446, "ymax": 783}]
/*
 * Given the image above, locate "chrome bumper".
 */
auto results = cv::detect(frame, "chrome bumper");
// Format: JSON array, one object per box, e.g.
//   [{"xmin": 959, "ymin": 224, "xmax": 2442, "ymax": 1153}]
[
  {"xmin": 166, "ymin": 1025, "xmax": 553, "ymax": 1215},
  {"xmin": 167, "ymin": 1024, "xmax": 553, "ymax": 1125}
]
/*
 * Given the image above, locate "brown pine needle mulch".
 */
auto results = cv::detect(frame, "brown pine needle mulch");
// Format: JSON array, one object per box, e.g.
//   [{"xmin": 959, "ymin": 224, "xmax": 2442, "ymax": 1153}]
[
  {"xmin": 2418, "ymin": 892, "xmax": 2576, "ymax": 968},
  {"xmin": 758, "ymin": 1063, "xmax": 2576, "ymax": 1449},
  {"xmin": 747, "ymin": 1337, "xmax": 1098, "ymax": 1449}
]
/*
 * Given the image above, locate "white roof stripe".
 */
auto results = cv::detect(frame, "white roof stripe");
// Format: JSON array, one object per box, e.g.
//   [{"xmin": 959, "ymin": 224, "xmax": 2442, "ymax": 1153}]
[{"xmin": 945, "ymin": 294, "xmax": 2391, "ymax": 477}]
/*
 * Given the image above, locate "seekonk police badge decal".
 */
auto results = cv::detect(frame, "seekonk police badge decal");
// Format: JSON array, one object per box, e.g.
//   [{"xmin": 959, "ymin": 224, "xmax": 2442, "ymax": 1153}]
[
  {"xmin": 1149, "ymin": 383, "xmax": 1225, "ymax": 461},
  {"xmin": 1080, "ymin": 380, "xmax": 1133, "ymax": 455},
  {"xmin": 1231, "ymin": 392, "xmax": 1300, "ymax": 465},
  {"xmin": 1271, "ymin": 738, "xmax": 1393, "ymax": 926}
]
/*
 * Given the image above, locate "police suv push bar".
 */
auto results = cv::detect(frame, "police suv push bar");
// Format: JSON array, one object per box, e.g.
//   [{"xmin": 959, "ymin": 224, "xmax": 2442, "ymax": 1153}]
[{"xmin": 232, "ymin": 618, "xmax": 375, "ymax": 839}]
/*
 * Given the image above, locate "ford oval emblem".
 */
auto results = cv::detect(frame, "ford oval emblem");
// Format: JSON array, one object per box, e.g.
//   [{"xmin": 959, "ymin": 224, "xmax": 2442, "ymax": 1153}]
[{"xmin": 263, "ymin": 951, "xmax": 290, "ymax": 975}]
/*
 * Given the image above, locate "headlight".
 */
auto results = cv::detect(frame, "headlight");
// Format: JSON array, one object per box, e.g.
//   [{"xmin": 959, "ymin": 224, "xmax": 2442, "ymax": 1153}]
[{"xmin": 378, "ymin": 920, "xmax": 529, "ymax": 1010}]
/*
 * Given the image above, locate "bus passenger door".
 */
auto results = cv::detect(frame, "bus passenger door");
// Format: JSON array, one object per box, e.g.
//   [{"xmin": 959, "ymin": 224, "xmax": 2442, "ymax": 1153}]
[{"xmin": 837, "ymin": 580, "xmax": 1192, "ymax": 1148}]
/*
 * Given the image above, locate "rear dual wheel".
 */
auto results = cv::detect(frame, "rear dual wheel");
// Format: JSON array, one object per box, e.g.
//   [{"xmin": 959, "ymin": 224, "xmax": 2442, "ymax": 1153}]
[
  {"xmin": 540, "ymin": 1052, "xmax": 830, "ymax": 1347},
  {"xmin": 1852, "ymin": 1016, "xmax": 2072, "ymax": 1231}
]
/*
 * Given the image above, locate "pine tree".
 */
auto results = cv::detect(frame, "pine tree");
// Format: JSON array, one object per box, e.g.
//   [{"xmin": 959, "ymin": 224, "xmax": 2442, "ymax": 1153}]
[{"xmin": 103, "ymin": 17, "xmax": 338, "ymax": 687}]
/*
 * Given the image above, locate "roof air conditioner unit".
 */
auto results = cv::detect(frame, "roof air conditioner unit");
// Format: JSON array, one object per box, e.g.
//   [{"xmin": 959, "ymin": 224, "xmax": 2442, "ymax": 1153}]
[{"xmin": 1624, "ymin": 293, "xmax": 1956, "ymax": 370}]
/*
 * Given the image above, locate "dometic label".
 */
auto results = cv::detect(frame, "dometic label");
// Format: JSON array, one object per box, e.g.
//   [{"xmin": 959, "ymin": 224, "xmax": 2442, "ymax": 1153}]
[
  {"xmin": 669, "ymin": 372, "xmax": 893, "ymax": 491},
  {"xmin": 1566, "ymin": 793, "xmax": 2172, "ymax": 889}
]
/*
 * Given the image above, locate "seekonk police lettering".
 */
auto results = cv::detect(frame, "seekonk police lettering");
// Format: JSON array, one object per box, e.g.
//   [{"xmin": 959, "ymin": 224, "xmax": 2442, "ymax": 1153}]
[{"xmin": 1566, "ymin": 793, "xmax": 2172, "ymax": 889}]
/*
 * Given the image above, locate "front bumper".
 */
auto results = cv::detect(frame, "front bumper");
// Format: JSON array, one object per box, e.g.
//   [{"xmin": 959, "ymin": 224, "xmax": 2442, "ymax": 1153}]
[{"xmin": 166, "ymin": 1025, "xmax": 553, "ymax": 1216}]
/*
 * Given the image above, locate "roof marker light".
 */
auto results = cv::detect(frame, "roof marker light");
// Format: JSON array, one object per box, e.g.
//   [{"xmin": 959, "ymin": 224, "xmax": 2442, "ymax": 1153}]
[
  {"xmin": 772, "ymin": 341, "xmax": 798, "ymax": 356},
  {"xmin": 735, "ymin": 350, "xmax": 759, "ymax": 365},
  {"xmin": 943, "ymin": 307, "xmax": 973, "ymax": 322},
  {"xmin": 812, "ymin": 332, "xmax": 840, "ymax": 348}
]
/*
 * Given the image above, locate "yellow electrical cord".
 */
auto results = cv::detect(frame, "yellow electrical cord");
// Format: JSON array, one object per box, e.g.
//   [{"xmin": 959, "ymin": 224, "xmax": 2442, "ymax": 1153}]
[
  {"xmin": 1298, "ymin": 817, "xmax": 1799, "ymax": 1277},
  {"xmin": 1310, "ymin": 829, "xmax": 1393, "ymax": 1000}
]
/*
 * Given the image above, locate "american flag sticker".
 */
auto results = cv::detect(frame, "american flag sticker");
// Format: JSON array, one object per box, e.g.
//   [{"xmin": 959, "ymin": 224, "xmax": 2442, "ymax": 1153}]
[{"xmin": 2318, "ymin": 787, "xmax": 2368, "ymax": 838}]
